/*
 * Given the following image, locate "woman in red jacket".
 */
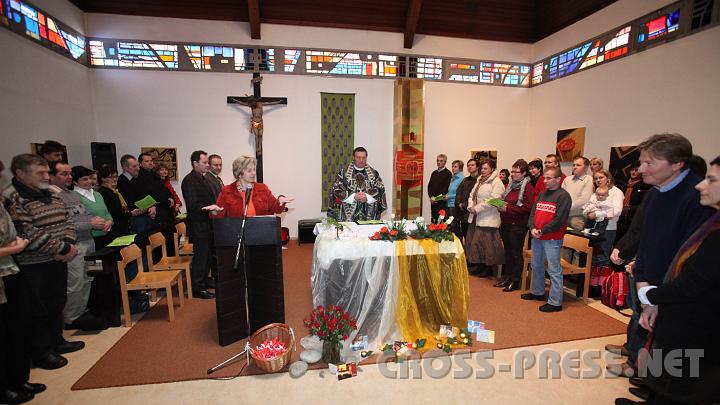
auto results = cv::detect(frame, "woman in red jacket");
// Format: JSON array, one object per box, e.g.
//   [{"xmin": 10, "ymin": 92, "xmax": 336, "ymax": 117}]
[{"xmin": 215, "ymin": 156, "xmax": 293, "ymax": 218}]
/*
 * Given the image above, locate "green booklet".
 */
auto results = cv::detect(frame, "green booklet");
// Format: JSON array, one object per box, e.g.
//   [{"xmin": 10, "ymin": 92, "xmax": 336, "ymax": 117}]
[
  {"xmin": 486, "ymin": 198, "xmax": 507, "ymax": 208},
  {"xmin": 430, "ymin": 194, "xmax": 446, "ymax": 202},
  {"xmin": 175, "ymin": 213, "xmax": 187, "ymax": 220},
  {"xmin": 135, "ymin": 195, "xmax": 158, "ymax": 211},
  {"xmin": 356, "ymin": 219, "xmax": 385, "ymax": 225},
  {"xmin": 107, "ymin": 234, "xmax": 137, "ymax": 247}
]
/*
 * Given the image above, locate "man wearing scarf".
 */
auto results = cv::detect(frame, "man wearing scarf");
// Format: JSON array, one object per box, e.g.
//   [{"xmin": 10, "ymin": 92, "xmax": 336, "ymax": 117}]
[
  {"xmin": 328, "ymin": 147, "xmax": 387, "ymax": 222},
  {"xmin": 2, "ymin": 154, "xmax": 80, "ymax": 371}
]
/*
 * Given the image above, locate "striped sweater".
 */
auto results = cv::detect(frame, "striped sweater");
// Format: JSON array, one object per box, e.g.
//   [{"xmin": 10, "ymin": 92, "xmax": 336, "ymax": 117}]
[{"xmin": 3, "ymin": 178, "xmax": 76, "ymax": 265}]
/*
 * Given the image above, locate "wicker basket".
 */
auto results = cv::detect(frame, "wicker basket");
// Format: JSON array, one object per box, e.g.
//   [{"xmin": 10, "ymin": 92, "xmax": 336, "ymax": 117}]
[{"xmin": 249, "ymin": 323, "xmax": 295, "ymax": 373}]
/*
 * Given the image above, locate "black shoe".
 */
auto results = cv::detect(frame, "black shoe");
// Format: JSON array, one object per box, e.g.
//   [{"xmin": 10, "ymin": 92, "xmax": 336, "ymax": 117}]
[
  {"xmin": 520, "ymin": 293, "xmax": 545, "ymax": 301},
  {"xmin": 503, "ymin": 281, "xmax": 519, "ymax": 292},
  {"xmin": 629, "ymin": 387, "xmax": 650, "ymax": 401},
  {"xmin": 0, "ymin": 389, "xmax": 34, "ymax": 404},
  {"xmin": 493, "ymin": 279, "xmax": 511, "ymax": 288},
  {"xmin": 65, "ymin": 312, "xmax": 108, "ymax": 331},
  {"xmin": 614, "ymin": 398, "xmax": 645, "ymax": 405},
  {"xmin": 629, "ymin": 377, "xmax": 646, "ymax": 389},
  {"xmin": 539, "ymin": 303, "xmax": 562, "ymax": 312},
  {"xmin": 14, "ymin": 383, "xmax": 46, "ymax": 394},
  {"xmin": 32, "ymin": 352, "xmax": 68, "ymax": 370},
  {"xmin": 193, "ymin": 290, "xmax": 215, "ymax": 299},
  {"xmin": 56, "ymin": 339, "xmax": 85, "ymax": 354}
]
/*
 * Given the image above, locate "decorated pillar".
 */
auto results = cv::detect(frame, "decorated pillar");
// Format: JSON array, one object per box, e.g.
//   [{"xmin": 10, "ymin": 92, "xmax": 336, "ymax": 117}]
[{"xmin": 393, "ymin": 79, "xmax": 425, "ymax": 219}]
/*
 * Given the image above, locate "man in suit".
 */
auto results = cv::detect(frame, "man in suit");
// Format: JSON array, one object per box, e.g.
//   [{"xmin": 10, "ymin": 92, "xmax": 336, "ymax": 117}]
[
  {"xmin": 181, "ymin": 151, "xmax": 217, "ymax": 299},
  {"xmin": 117, "ymin": 154, "xmax": 154, "ymax": 234},
  {"xmin": 205, "ymin": 154, "xmax": 224, "ymax": 200}
]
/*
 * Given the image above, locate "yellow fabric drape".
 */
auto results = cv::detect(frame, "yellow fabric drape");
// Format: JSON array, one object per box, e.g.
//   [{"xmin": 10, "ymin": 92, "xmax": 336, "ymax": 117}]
[{"xmin": 395, "ymin": 237, "xmax": 469, "ymax": 347}]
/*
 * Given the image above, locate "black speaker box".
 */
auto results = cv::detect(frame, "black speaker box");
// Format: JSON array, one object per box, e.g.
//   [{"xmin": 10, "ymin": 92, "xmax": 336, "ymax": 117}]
[{"xmin": 91, "ymin": 142, "xmax": 117, "ymax": 170}]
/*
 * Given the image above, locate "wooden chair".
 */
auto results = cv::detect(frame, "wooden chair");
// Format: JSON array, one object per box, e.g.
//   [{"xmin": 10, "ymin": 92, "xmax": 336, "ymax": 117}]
[
  {"xmin": 559, "ymin": 233, "xmax": 593, "ymax": 304},
  {"xmin": 520, "ymin": 233, "xmax": 593, "ymax": 304},
  {"xmin": 174, "ymin": 222, "xmax": 194, "ymax": 257},
  {"xmin": 520, "ymin": 233, "xmax": 533, "ymax": 291},
  {"xmin": 117, "ymin": 244, "xmax": 184, "ymax": 327},
  {"xmin": 146, "ymin": 232, "xmax": 193, "ymax": 299}
]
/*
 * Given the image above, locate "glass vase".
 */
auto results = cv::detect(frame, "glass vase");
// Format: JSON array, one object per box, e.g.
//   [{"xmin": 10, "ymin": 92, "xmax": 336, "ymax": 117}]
[{"xmin": 322, "ymin": 340, "xmax": 341, "ymax": 364}]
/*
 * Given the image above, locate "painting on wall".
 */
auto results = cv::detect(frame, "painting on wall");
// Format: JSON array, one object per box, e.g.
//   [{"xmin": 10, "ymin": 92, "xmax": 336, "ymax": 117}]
[
  {"xmin": 609, "ymin": 145, "xmax": 640, "ymax": 190},
  {"xmin": 30, "ymin": 142, "xmax": 68, "ymax": 163},
  {"xmin": 141, "ymin": 147, "xmax": 178, "ymax": 181},
  {"xmin": 469, "ymin": 150, "xmax": 498, "ymax": 165},
  {"xmin": 555, "ymin": 127, "xmax": 586, "ymax": 162}
]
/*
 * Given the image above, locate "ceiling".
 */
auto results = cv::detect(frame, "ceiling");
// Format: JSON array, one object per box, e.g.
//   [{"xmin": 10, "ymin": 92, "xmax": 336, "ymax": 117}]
[{"xmin": 69, "ymin": 0, "xmax": 618, "ymax": 48}]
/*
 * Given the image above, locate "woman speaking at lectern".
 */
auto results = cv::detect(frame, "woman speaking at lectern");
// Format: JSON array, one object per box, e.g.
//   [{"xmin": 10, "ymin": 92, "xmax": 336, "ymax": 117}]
[{"xmin": 214, "ymin": 156, "xmax": 293, "ymax": 218}]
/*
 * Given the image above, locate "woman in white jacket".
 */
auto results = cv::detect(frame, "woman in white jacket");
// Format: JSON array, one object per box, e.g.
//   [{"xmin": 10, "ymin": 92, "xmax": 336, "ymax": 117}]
[{"xmin": 465, "ymin": 158, "xmax": 506, "ymax": 277}]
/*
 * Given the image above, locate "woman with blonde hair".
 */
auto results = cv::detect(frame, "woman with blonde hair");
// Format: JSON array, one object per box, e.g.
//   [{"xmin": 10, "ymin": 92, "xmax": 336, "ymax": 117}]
[{"xmin": 215, "ymin": 156, "xmax": 293, "ymax": 218}]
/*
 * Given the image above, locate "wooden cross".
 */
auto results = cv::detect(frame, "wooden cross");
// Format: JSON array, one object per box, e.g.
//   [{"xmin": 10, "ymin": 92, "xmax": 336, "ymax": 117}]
[{"xmin": 227, "ymin": 73, "xmax": 287, "ymax": 183}]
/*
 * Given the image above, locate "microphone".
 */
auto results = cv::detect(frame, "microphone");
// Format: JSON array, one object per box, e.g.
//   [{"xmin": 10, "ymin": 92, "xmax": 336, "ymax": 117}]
[{"xmin": 244, "ymin": 184, "xmax": 253, "ymax": 206}]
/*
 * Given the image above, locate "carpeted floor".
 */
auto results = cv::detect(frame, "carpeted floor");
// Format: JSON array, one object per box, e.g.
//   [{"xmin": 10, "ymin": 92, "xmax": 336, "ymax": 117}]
[{"xmin": 72, "ymin": 243, "xmax": 626, "ymax": 390}]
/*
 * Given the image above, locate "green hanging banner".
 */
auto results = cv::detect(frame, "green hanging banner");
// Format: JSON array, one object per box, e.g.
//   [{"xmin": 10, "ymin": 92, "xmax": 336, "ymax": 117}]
[{"xmin": 321, "ymin": 93, "xmax": 355, "ymax": 211}]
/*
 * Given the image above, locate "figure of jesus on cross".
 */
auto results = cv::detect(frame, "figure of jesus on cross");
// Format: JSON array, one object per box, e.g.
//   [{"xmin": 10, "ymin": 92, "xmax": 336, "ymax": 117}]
[{"xmin": 228, "ymin": 73, "xmax": 287, "ymax": 182}]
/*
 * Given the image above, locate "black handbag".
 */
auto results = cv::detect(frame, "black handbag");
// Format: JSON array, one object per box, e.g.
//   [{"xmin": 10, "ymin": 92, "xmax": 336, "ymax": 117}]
[{"xmin": 128, "ymin": 292, "xmax": 150, "ymax": 314}]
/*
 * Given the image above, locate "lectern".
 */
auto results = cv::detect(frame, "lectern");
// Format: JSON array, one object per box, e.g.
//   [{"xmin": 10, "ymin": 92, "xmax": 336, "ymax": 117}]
[{"xmin": 213, "ymin": 216, "xmax": 285, "ymax": 346}]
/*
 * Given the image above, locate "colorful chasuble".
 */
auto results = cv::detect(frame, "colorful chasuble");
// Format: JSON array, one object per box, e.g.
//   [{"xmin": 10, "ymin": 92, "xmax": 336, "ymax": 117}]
[{"xmin": 329, "ymin": 164, "xmax": 387, "ymax": 221}]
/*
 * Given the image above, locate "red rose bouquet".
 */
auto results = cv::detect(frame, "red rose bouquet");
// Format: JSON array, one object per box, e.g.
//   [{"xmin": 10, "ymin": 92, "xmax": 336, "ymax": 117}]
[
  {"xmin": 409, "ymin": 210, "xmax": 454, "ymax": 242},
  {"xmin": 303, "ymin": 305, "xmax": 357, "ymax": 345}
]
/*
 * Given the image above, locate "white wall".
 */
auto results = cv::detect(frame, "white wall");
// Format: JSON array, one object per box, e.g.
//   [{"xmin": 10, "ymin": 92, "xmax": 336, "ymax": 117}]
[
  {"xmin": 528, "ymin": 1, "xmax": 720, "ymax": 170},
  {"xmin": 86, "ymin": 14, "xmax": 534, "ymax": 229},
  {"xmin": 0, "ymin": 0, "xmax": 95, "ymax": 169},
  {"xmin": 3, "ymin": 0, "xmax": 718, "ymax": 235}
]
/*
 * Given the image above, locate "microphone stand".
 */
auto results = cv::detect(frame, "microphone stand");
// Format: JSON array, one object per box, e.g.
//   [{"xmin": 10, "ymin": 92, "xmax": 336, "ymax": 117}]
[{"xmin": 208, "ymin": 186, "xmax": 253, "ymax": 375}]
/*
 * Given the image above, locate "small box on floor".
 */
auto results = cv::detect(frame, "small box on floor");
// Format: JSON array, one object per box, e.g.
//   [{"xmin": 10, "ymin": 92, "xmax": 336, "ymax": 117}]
[{"xmin": 298, "ymin": 219, "xmax": 322, "ymax": 245}]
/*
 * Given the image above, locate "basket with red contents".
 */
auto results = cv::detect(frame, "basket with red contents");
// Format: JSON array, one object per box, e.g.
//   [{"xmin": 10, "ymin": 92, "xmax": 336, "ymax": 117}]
[{"xmin": 249, "ymin": 323, "xmax": 296, "ymax": 373}]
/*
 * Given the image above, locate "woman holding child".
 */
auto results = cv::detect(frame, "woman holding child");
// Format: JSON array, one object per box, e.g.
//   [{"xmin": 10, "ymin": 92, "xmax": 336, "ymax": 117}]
[{"xmin": 583, "ymin": 169, "xmax": 623, "ymax": 261}]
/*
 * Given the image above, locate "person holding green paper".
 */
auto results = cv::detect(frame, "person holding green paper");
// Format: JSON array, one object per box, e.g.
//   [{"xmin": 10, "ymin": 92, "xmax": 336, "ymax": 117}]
[
  {"xmin": 428, "ymin": 154, "xmax": 451, "ymax": 222},
  {"xmin": 118, "ymin": 155, "xmax": 154, "ymax": 234}
]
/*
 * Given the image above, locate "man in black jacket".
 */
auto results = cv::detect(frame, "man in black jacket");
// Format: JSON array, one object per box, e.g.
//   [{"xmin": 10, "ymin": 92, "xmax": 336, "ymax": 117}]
[
  {"xmin": 117, "ymin": 154, "xmax": 154, "ymax": 234},
  {"xmin": 428, "ymin": 154, "xmax": 452, "ymax": 221},
  {"xmin": 181, "ymin": 151, "xmax": 216, "ymax": 299}
]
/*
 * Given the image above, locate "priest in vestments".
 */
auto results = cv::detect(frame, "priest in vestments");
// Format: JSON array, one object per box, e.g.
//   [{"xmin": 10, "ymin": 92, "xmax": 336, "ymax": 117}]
[{"xmin": 328, "ymin": 147, "xmax": 387, "ymax": 221}]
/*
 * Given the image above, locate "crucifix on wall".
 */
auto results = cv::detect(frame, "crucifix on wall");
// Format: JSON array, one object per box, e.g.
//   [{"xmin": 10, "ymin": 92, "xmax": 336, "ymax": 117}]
[{"xmin": 227, "ymin": 73, "xmax": 287, "ymax": 183}]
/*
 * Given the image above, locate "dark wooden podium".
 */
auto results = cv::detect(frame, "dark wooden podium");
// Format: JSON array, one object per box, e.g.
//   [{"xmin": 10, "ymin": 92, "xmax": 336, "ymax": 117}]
[{"xmin": 213, "ymin": 216, "xmax": 285, "ymax": 346}]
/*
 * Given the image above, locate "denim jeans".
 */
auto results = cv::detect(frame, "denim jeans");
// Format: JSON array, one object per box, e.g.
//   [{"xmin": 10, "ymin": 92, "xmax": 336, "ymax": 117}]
[
  {"xmin": 530, "ymin": 238, "xmax": 564, "ymax": 306},
  {"xmin": 625, "ymin": 272, "xmax": 647, "ymax": 366}
]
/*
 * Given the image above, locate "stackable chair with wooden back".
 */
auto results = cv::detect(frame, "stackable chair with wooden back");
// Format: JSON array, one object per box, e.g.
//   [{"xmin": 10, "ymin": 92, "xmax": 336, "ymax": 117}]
[
  {"xmin": 146, "ymin": 232, "xmax": 193, "ymax": 299},
  {"xmin": 520, "ymin": 233, "xmax": 533, "ymax": 291},
  {"xmin": 174, "ymin": 222, "xmax": 194, "ymax": 257},
  {"xmin": 520, "ymin": 233, "xmax": 593, "ymax": 304},
  {"xmin": 117, "ymin": 244, "xmax": 185, "ymax": 327}
]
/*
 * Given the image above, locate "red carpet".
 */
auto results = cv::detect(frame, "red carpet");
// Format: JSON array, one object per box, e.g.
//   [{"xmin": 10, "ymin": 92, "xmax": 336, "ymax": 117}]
[{"xmin": 72, "ymin": 243, "xmax": 626, "ymax": 390}]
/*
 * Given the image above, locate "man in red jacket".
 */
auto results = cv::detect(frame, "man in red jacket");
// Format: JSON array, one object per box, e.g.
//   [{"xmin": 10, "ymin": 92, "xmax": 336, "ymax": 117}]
[{"xmin": 522, "ymin": 166, "xmax": 571, "ymax": 312}]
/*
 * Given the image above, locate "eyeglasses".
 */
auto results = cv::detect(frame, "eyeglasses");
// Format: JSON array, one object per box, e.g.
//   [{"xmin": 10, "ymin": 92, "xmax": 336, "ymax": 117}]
[
  {"xmin": 510, "ymin": 170, "xmax": 521, "ymax": 174},
  {"xmin": 543, "ymin": 176, "xmax": 557, "ymax": 180}
]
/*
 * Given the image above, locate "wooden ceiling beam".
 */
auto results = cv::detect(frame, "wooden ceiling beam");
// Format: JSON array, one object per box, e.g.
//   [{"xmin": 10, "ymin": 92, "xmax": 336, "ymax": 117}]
[
  {"xmin": 248, "ymin": 0, "xmax": 261, "ymax": 39},
  {"xmin": 403, "ymin": 0, "xmax": 422, "ymax": 49}
]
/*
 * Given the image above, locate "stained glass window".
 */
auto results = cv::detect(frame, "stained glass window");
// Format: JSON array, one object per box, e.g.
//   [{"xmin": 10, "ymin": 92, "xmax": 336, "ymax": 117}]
[
  {"xmin": 478, "ymin": 63, "xmax": 530, "ymax": 86},
  {"xmin": 579, "ymin": 26, "xmax": 631, "ymax": 69},
  {"xmin": 637, "ymin": 9, "xmax": 680, "ymax": 45},
  {"xmin": 305, "ymin": 51, "xmax": 377, "ymax": 76},
  {"xmin": 284, "ymin": 49, "xmax": 301, "ymax": 72},
  {"xmin": 378, "ymin": 54, "xmax": 399, "ymax": 77},
  {"xmin": 184, "ymin": 45, "xmax": 234, "ymax": 70},
  {"xmin": 447, "ymin": 62, "xmax": 479, "ymax": 83},
  {"xmin": 548, "ymin": 41, "xmax": 592, "ymax": 80},
  {"xmin": 2, "ymin": 0, "xmax": 86, "ymax": 63},
  {"xmin": 259, "ymin": 48, "xmax": 275, "ymax": 72},
  {"xmin": 409, "ymin": 57, "xmax": 442, "ymax": 79},
  {"xmin": 234, "ymin": 48, "xmax": 254, "ymax": 71},
  {"xmin": 531, "ymin": 62, "xmax": 544, "ymax": 85}
]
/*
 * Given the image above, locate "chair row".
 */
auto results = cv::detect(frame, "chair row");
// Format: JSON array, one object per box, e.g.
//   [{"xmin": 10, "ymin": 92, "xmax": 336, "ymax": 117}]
[{"xmin": 116, "ymin": 230, "xmax": 194, "ymax": 327}]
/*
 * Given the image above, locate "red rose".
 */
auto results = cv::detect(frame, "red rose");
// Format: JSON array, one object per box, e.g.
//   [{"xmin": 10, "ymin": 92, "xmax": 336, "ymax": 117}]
[
  {"xmin": 373, "ymin": 231, "xmax": 380, "ymax": 238},
  {"xmin": 439, "ymin": 209, "xmax": 446, "ymax": 217},
  {"xmin": 328, "ymin": 304, "xmax": 334, "ymax": 311},
  {"xmin": 390, "ymin": 230, "xmax": 397, "ymax": 236},
  {"xmin": 317, "ymin": 305, "xmax": 324, "ymax": 311},
  {"xmin": 380, "ymin": 226, "xmax": 389, "ymax": 233},
  {"xmin": 343, "ymin": 334, "xmax": 348, "ymax": 340},
  {"xmin": 429, "ymin": 224, "xmax": 437, "ymax": 231},
  {"xmin": 439, "ymin": 223, "xmax": 447, "ymax": 230}
]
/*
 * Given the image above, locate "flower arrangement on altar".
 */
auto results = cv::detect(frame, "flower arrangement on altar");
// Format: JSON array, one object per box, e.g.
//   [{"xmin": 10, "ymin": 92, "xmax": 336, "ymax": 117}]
[
  {"xmin": 409, "ymin": 210, "xmax": 455, "ymax": 242},
  {"xmin": 369, "ymin": 214, "xmax": 409, "ymax": 241},
  {"xmin": 304, "ymin": 305, "xmax": 358, "ymax": 364},
  {"xmin": 323, "ymin": 208, "xmax": 344, "ymax": 239}
]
